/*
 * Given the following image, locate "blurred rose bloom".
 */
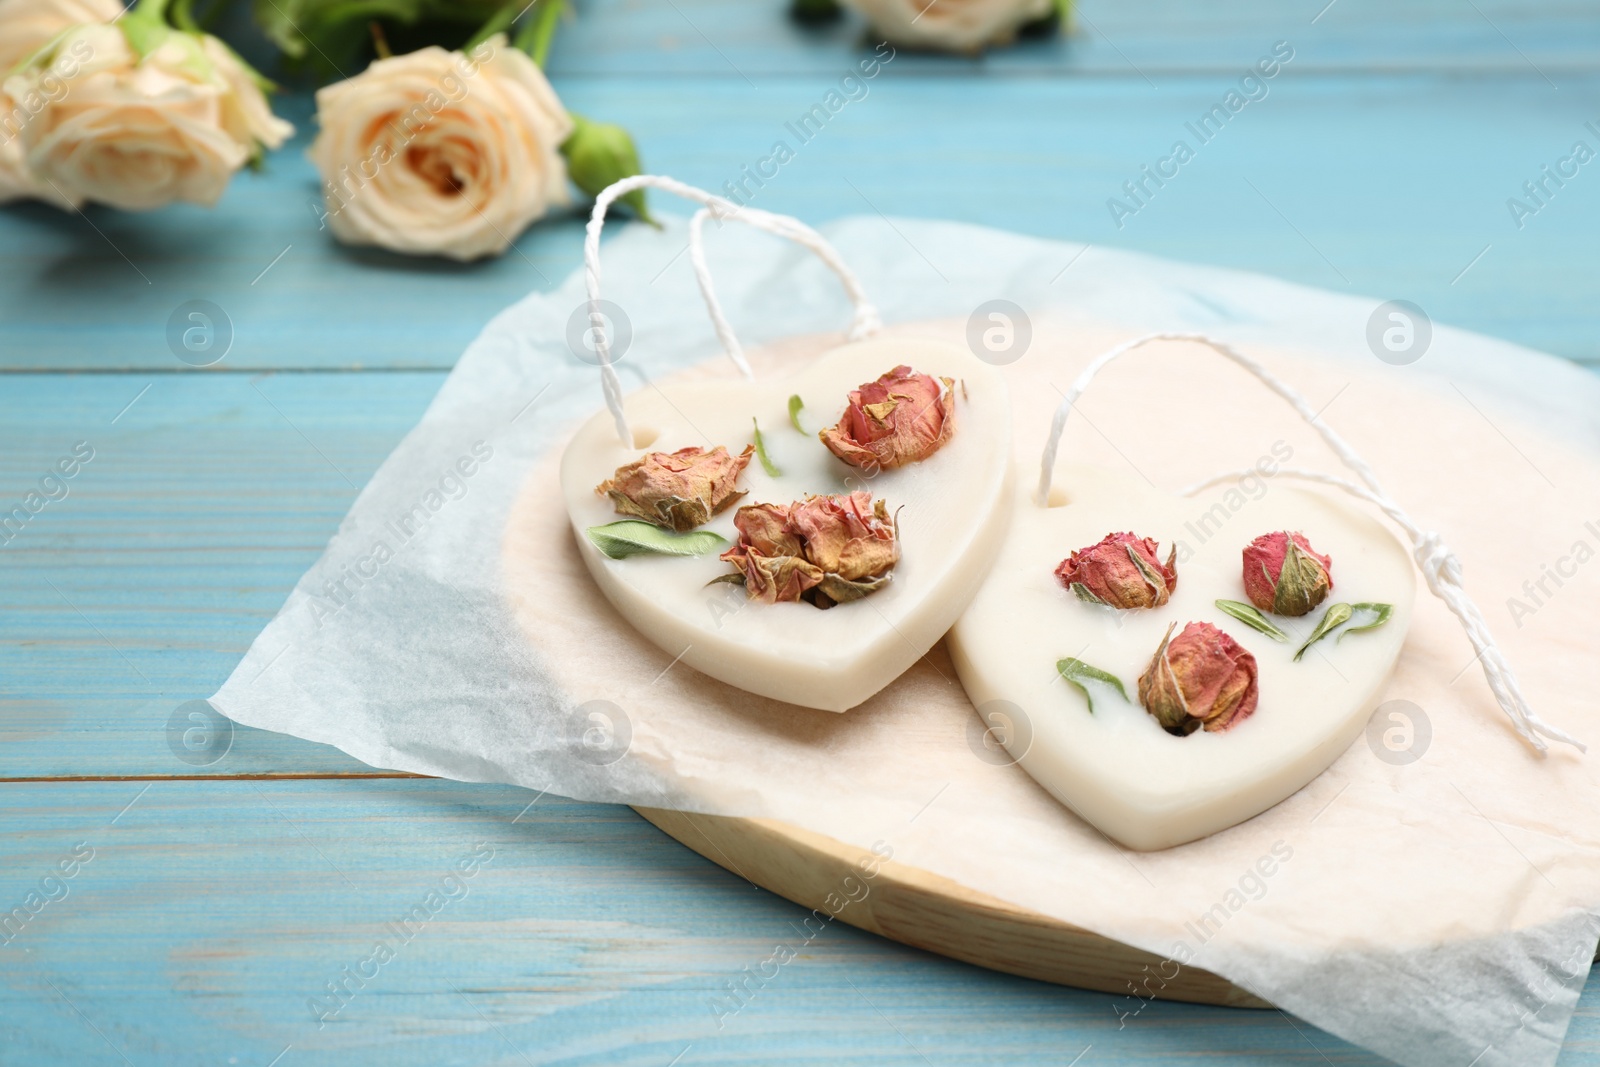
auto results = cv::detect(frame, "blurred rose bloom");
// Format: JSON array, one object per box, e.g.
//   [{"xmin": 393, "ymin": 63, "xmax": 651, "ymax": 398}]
[
  {"xmin": 309, "ymin": 35, "xmax": 573, "ymax": 261},
  {"xmin": 0, "ymin": 0, "xmax": 122, "ymax": 205},
  {"xmin": 838, "ymin": 0, "xmax": 1052, "ymax": 52},
  {"xmin": 3, "ymin": 16, "xmax": 292, "ymax": 210}
]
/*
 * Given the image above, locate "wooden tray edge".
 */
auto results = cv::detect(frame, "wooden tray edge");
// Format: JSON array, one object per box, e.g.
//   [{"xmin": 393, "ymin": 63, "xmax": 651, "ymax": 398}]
[{"xmin": 634, "ymin": 806, "xmax": 1271, "ymax": 1009}]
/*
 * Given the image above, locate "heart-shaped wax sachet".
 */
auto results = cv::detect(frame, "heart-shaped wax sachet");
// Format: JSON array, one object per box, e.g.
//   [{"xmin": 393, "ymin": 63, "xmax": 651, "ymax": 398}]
[
  {"xmin": 949, "ymin": 465, "xmax": 1416, "ymax": 850},
  {"xmin": 560, "ymin": 336, "xmax": 1012, "ymax": 712}
]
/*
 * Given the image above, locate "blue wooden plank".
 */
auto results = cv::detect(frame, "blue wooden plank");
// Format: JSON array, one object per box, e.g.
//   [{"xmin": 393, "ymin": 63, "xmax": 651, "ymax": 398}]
[
  {"xmin": 9, "ymin": 64, "xmax": 1600, "ymax": 371},
  {"xmin": 9, "ymin": 777, "xmax": 1580, "ymax": 1066},
  {"xmin": 559, "ymin": 70, "xmax": 1600, "ymax": 368},
  {"xmin": 543, "ymin": 0, "xmax": 1600, "ymax": 77},
  {"xmin": 0, "ymin": 372, "xmax": 444, "ymax": 778},
  {"xmin": 4, "ymin": 72, "xmax": 1600, "ymax": 370}
]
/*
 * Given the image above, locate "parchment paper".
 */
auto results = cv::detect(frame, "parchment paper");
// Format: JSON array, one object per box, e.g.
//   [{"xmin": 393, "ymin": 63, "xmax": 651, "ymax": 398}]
[{"xmin": 213, "ymin": 214, "xmax": 1600, "ymax": 1067}]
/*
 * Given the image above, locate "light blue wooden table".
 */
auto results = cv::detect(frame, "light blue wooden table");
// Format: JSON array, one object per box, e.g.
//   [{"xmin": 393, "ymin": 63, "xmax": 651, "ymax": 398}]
[{"xmin": 3, "ymin": 1, "xmax": 1597, "ymax": 1063}]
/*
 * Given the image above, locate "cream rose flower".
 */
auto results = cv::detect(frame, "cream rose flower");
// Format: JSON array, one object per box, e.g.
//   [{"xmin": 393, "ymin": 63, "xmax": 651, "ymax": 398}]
[
  {"xmin": 308, "ymin": 36, "xmax": 574, "ymax": 262},
  {"xmin": 840, "ymin": 0, "xmax": 1053, "ymax": 52},
  {"xmin": 0, "ymin": 0, "xmax": 125, "ymax": 205},
  {"xmin": 0, "ymin": 0, "xmax": 122, "ymax": 69},
  {"xmin": 4, "ymin": 20, "xmax": 293, "ymax": 211}
]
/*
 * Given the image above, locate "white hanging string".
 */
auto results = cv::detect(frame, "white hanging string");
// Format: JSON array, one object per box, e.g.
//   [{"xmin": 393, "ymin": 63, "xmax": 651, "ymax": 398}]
[
  {"xmin": 1040, "ymin": 332, "xmax": 1583, "ymax": 756},
  {"xmin": 583, "ymin": 175, "xmax": 881, "ymax": 448},
  {"xmin": 687, "ymin": 206, "xmax": 882, "ymax": 373}
]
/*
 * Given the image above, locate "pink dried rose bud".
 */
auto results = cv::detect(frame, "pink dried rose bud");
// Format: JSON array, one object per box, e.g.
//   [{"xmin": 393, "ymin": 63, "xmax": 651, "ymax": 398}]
[
  {"xmin": 596, "ymin": 445, "xmax": 754, "ymax": 532},
  {"xmin": 1055, "ymin": 532, "xmax": 1177, "ymax": 609},
  {"xmin": 1242, "ymin": 531, "xmax": 1333, "ymax": 617},
  {"xmin": 1138, "ymin": 622, "xmax": 1260, "ymax": 736},
  {"xmin": 819, "ymin": 365, "xmax": 956, "ymax": 471},
  {"xmin": 720, "ymin": 491, "xmax": 899, "ymax": 607}
]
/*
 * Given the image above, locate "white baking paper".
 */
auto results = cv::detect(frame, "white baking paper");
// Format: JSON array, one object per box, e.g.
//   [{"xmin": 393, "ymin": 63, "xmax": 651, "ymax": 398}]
[{"xmin": 214, "ymin": 213, "xmax": 1600, "ymax": 1067}]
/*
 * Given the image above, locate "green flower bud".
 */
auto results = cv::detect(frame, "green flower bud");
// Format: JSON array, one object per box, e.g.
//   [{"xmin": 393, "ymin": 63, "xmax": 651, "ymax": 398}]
[{"xmin": 561, "ymin": 114, "xmax": 654, "ymax": 224}]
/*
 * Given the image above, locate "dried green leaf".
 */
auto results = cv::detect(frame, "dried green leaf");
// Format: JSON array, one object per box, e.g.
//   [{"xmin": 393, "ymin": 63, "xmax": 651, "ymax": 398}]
[
  {"xmin": 1214, "ymin": 599, "xmax": 1290, "ymax": 642},
  {"xmin": 751, "ymin": 418, "xmax": 781, "ymax": 477},
  {"xmin": 1339, "ymin": 602, "xmax": 1394, "ymax": 641},
  {"xmin": 586, "ymin": 521, "xmax": 728, "ymax": 560},
  {"xmin": 705, "ymin": 572, "xmax": 747, "ymax": 587},
  {"xmin": 1056, "ymin": 657, "xmax": 1128, "ymax": 715},
  {"xmin": 787, "ymin": 394, "xmax": 805, "ymax": 432},
  {"xmin": 1294, "ymin": 602, "xmax": 1353, "ymax": 662}
]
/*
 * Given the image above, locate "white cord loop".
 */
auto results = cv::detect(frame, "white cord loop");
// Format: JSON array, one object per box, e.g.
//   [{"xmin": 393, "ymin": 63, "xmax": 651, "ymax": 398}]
[
  {"xmin": 583, "ymin": 175, "xmax": 881, "ymax": 448},
  {"xmin": 1050, "ymin": 334, "xmax": 1583, "ymax": 756}
]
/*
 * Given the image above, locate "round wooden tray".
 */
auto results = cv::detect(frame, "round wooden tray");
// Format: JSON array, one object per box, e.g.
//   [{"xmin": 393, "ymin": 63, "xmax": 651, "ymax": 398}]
[{"xmin": 634, "ymin": 806, "xmax": 1269, "ymax": 1008}]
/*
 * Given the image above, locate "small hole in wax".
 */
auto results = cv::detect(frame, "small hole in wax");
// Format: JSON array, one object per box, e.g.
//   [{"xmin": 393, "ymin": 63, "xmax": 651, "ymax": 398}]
[
  {"xmin": 1046, "ymin": 487, "xmax": 1069, "ymax": 508},
  {"xmin": 631, "ymin": 427, "xmax": 660, "ymax": 449}
]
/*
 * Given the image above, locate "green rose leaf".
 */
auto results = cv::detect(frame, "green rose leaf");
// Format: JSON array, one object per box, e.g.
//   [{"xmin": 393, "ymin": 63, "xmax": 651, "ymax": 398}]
[
  {"xmin": 1339, "ymin": 602, "xmax": 1394, "ymax": 641},
  {"xmin": 751, "ymin": 417, "xmax": 781, "ymax": 477},
  {"xmin": 1293, "ymin": 602, "xmax": 1354, "ymax": 662},
  {"xmin": 1056, "ymin": 657, "xmax": 1128, "ymax": 714},
  {"xmin": 586, "ymin": 520, "xmax": 728, "ymax": 560},
  {"xmin": 1214, "ymin": 599, "xmax": 1290, "ymax": 642},
  {"xmin": 787, "ymin": 394, "xmax": 806, "ymax": 432}
]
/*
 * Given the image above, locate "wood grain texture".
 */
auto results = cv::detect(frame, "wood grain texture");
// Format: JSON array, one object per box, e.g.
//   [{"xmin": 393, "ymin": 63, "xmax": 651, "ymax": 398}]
[
  {"xmin": 0, "ymin": 780, "xmax": 1407, "ymax": 1066},
  {"xmin": 635, "ymin": 807, "xmax": 1270, "ymax": 1008},
  {"xmin": 0, "ymin": 372, "xmax": 437, "ymax": 779}
]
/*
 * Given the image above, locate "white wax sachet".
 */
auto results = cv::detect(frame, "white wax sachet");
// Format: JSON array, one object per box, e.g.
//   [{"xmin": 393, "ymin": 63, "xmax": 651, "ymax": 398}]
[
  {"xmin": 949, "ymin": 465, "xmax": 1416, "ymax": 850},
  {"xmin": 558, "ymin": 336, "xmax": 1012, "ymax": 712}
]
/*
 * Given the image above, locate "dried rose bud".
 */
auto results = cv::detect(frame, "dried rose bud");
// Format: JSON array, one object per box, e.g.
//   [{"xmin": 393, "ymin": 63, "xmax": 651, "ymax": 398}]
[
  {"xmin": 1138, "ymin": 622, "xmax": 1259, "ymax": 736},
  {"xmin": 1242, "ymin": 531, "xmax": 1333, "ymax": 617},
  {"xmin": 723, "ymin": 502, "xmax": 822, "ymax": 604},
  {"xmin": 720, "ymin": 491, "xmax": 899, "ymax": 607},
  {"xmin": 1055, "ymin": 532, "xmax": 1177, "ymax": 609},
  {"xmin": 819, "ymin": 365, "xmax": 956, "ymax": 471},
  {"xmin": 596, "ymin": 445, "xmax": 754, "ymax": 532}
]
